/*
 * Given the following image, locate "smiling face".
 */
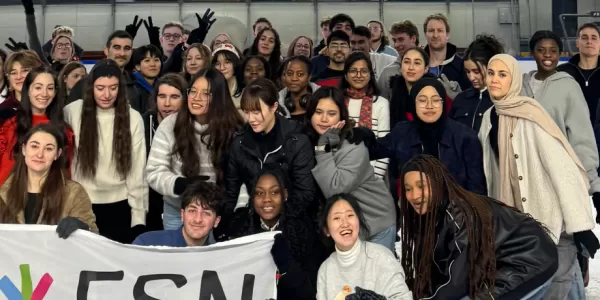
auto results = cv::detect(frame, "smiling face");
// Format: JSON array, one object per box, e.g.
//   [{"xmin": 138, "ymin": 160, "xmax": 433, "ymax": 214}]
[
  {"xmin": 345, "ymin": 59, "xmax": 370, "ymax": 91},
  {"xmin": 8, "ymin": 62, "xmax": 31, "ymax": 93},
  {"xmin": 156, "ymin": 83, "xmax": 183, "ymax": 120},
  {"xmin": 327, "ymin": 40, "xmax": 351, "ymax": 64},
  {"xmin": 104, "ymin": 37, "xmax": 133, "ymax": 68},
  {"xmin": 415, "ymin": 86, "xmax": 443, "ymax": 123},
  {"xmin": 403, "ymin": 171, "xmax": 431, "ymax": 215},
  {"xmin": 311, "ymin": 97, "xmax": 341, "ymax": 135},
  {"xmin": 188, "ymin": 77, "xmax": 211, "ymax": 118},
  {"xmin": 325, "ymin": 199, "xmax": 359, "ymax": 251},
  {"xmin": 22, "ymin": 131, "xmax": 61, "ymax": 175},
  {"xmin": 244, "ymin": 58, "xmax": 266, "ymax": 84},
  {"xmin": 180, "ymin": 200, "xmax": 220, "ymax": 245},
  {"xmin": 214, "ymin": 53, "xmax": 234, "ymax": 81},
  {"xmin": 253, "ymin": 174, "xmax": 286, "ymax": 227},
  {"xmin": 29, "ymin": 73, "xmax": 56, "ymax": 115},
  {"xmin": 185, "ymin": 47, "xmax": 206, "ymax": 76},
  {"xmin": 401, "ymin": 49, "xmax": 429, "ymax": 84},
  {"xmin": 93, "ymin": 76, "xmax": 119, "ymax": 109},
  {"xmin": 533, "ymin": 38, "xmax": 559, "ymax": 73},
  {"xmin": 391, "ymin": 32, "xmax": 416, "ymax": 57},
  {"xmin": 293, "ymin": 37, "xmax": 311, "ymax": 57},
  {"xmin": 258, "ymin": 30, "xmax": 276, "ymax": 57},
  {"xmin": 136, "ymin": 52, "xmax": 161, "ymax": 79},
  {"xmin": 244, "ymin": 98, "xmax": 277, "ymax": 133},
  {"xmin": 486, "ymin": 59, "xmax": 512, "ymax": 100}
]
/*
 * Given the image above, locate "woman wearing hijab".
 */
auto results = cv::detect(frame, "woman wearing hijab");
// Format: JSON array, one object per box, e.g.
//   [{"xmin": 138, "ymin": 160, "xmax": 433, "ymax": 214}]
[
  {"xmin": 355, "ymin": 77, "xmax": 486, "ymax": 200},
  {"xmin": 479, "ymin": 54, "xmax": 599, "ymax": 300}
]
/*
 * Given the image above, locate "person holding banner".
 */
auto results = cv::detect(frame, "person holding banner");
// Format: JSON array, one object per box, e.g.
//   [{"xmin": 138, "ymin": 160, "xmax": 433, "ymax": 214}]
[
  {"xmin": 317, "ymin": 194, "xmax": 412, "ymax": 300},
  {"xmin": 133, "ymin": 180, "xmax": 221, "ymax": 247},
  {"xmin": 0, "ymin": 123, "xmax": 98, "ymax": 236},
  {"xmin": 229, "ymin": 166, "xmax": 327, "ymax": 300}
]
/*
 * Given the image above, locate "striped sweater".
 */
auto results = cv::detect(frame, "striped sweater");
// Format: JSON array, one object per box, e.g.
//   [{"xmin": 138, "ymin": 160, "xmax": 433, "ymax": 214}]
[
  {"xmin": 146, "ymin": 113, "xmax": 248, "ymax": 210},
  {"xmin": 347, "ymin": 96, "xmax": 390, "ymax": 178}
]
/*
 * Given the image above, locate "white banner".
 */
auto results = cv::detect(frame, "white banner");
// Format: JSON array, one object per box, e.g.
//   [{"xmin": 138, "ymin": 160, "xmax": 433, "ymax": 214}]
[{"xmin": 0, "ymin": 225, "xmax": 277, "ymax": 300}]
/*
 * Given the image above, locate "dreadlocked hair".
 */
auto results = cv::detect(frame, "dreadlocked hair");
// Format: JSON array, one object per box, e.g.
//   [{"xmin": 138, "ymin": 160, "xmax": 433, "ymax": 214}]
[{"xmin": 399, "ymin": 155, "xmax": 496, "ymax": 299}]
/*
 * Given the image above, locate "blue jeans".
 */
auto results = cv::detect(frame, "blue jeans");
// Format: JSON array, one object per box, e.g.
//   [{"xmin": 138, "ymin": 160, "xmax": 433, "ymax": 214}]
[
  {"xmin": 368, "ymin": 224, "xmax": 396, "ymax": 253},
  {"xmin": 545, "ymin": 233, "xmax": 585, "ymax": 300}
]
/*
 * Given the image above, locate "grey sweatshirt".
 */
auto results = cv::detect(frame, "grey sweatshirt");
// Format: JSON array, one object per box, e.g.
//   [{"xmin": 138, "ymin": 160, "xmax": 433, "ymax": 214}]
[
  {"xmin": 522, "ymin": 71, "xmax": 600, "ymax": 194},
  {"xmin": 311, "ymin": 141, "xmax": 396, "ymax": 236},
  {"xmin": 377, "ymin": 60, "xmax": 401, "ymax": 100}
]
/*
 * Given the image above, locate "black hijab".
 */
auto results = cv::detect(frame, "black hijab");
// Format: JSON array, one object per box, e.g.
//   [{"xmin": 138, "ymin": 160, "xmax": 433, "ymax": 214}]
[{"xmin": 409, "ymin": 78, "xmax": 448, "ymax": 157}]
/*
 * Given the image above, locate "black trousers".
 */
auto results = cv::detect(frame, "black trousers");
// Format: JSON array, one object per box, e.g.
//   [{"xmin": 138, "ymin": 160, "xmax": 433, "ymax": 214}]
[
  {"xmin": 92, "ymin": 199, "xmax": 132, "ymax": 244},
  {"xmin": 146, "ymin": 188, "xmax": 164, "ymax": 232}
]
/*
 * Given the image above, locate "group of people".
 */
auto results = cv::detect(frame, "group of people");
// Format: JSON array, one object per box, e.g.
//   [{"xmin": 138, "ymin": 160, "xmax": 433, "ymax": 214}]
[{"xmin": 0, "ymin": 0, "xmax": 600, "ymax": 298}]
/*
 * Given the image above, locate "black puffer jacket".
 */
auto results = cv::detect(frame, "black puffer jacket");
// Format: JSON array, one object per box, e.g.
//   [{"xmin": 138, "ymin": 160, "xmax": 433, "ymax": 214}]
[
  {"xmin": 449, "ymin": 87, "xmax": 493, "ymax": 133},
  {"xmin": 224, "ymin": 115, "xmax": 316, "ymax": 223},
  {"xmin": 421, "ymin": 197, "xmax": 557, "ymax": 300}
]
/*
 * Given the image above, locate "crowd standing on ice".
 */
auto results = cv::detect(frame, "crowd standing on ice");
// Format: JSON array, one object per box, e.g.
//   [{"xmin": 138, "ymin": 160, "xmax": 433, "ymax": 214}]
[{"xmin": 1, "ymin": 0, "xmax": 600, "ymax": 298}]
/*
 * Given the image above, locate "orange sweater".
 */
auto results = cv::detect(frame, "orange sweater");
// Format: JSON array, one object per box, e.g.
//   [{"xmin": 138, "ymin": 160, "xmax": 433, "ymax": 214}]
[{"xmin": 0, "ymin": 114, "xmax": 74, "ymax": 185}]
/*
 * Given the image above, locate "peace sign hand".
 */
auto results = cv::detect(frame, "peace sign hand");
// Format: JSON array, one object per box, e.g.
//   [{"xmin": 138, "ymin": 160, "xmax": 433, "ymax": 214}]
[
  {"xmin": 5, "ymin": 37, "xmax": 28, "ymax": 52},
  {"xmin": 125, "ymin": 15, "xmax": 143, "ymax": 40},
  {"xmin": 143, "ymin": 17, "xmax": 160, "ymax": 40}
]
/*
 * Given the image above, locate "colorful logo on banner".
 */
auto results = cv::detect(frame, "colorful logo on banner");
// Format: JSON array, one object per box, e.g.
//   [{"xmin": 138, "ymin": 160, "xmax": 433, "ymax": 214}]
[{"xmin": 0, "ymin": 264, "xmax": 53, "ymax": 300}]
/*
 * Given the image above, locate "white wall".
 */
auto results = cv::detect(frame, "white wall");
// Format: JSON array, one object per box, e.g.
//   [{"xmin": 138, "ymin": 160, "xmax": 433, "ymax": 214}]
[{"xmin": 0, "ymin": 1, "xmax": 525, "ymax": 53}]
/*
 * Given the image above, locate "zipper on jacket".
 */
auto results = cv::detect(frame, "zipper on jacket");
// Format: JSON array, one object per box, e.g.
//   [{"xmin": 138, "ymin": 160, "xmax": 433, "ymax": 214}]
[
  {"xmin": 256, "ymin": 145, "xmax": 283, "ymax": 169},
  {"xmin": 471, "ymin": 91, "xmax": 484, "ymax": 129}
]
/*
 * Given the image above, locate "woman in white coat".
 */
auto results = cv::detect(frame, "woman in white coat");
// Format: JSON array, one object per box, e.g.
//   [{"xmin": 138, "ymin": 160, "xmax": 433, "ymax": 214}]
[{"xmin": 478, "ymin": 53, "xmax": 598, "ymax": 300}]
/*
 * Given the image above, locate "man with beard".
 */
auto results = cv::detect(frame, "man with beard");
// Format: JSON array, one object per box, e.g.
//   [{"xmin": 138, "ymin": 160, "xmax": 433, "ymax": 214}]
[
  {"xmin": 367, "ymin": 20, "xmax": 398, "ymax": 57},
  {"xmin": 311, "ymin": 30, "xmax": 351, "ymax": 87},
  {"xmin": 423, "ymin": 13, "xmax": 470, "ymax": 96},
  {"xmin": 67, "ymin": 31, "xmax": 143, "ymax": 113},
  {"xmin": 350, "ymin": 26, "xmax": 397, "ymax": 80},
  {"xmin": 310, "ymin": 13, "xmax": 355, "ymax": 77}
]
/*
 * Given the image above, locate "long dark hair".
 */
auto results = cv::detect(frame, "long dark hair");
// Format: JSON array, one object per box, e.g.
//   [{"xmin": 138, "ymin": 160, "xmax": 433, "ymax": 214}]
[
  {"xmin": 464, "ymin": 34, "xmax": 504, "ymax": 77},
  {"xmin": 319, "ymin": 193, "xmax": 371, "ymax": 240},
  {"xmin": 399, "ymin": 155, "xmax": 496, "ymax": 299},
  {"xmin": 240, "ymin": 55, "xmax": 271, "ymax": 86},
  {"xmin": 0, "ymin": 124, "xmax": 67, "ymax": 225},
  {"xmin": 250, "ymin": 27, "xmax": 282, "ymax": 81},
  {"xmin": 339, "ymin": 52, "xmax": 380, "ymax": 98},
  {"xmin": 211, "ymin": 49, "xmax": 243, "ymax": 97},
  {"xmin": 304, "ymin": 86, "xmax": 354, "ymax": 145},
  {"xmin": 173, "ymin": 68, "xmax": 243, "ymax": 181},
  {"xmin": 12, "ymin": 66, "xmax": 68, "ymax": 164},
  {"xmin": 76, "ymin": 59, "xmax": 131, "ymax": 179},
  {"xmin": 0, "ymin": 48, "xmax": 8, "ymax": 97},
  {"xmin": 56, "ymin": 61, "xmax": 86, "ymax": 109}
]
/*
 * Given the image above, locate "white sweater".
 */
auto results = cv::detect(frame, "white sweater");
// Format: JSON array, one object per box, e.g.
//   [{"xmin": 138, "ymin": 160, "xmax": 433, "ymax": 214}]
[
  {"xmin": 347, "ymin": 96, "xmax": 390, "ymax": 178},
  {"xmin": 64, "ymin": 99, "xmax": 148, "ymax": 227},
  {"xmin": 317, "ymin": 240, "xmax": 413, "ymax": 300},
  {"xmin": 370, "ymin": 52, "xmax": 396, "ymax": 81},
  {"xmin": 146, "ymin": 113, "xmax": 249, "ymax": 210},
  {"xmin": 479, "ymin": 109, "xmax": 595, "ymax": 243}
]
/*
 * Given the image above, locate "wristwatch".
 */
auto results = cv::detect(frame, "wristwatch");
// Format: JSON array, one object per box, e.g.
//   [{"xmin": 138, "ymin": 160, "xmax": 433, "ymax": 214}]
[{"xmin": 315, "ymin": 144, "xmax": 331, "ymax": 153}]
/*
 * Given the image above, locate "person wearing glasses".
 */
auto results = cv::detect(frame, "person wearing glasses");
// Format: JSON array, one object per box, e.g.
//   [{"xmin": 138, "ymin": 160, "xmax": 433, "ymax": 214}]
[
  {"xmin": 339, "ymin": 52, "xmax": 389, "ymax": 180},
  {"xmin": 311, "ymin": 30, "xmax": 351, "ymax": 87},
  {"xmin": 0, "ymin": 51, "xmax": 42, "ymax": 120},
  {"xmin": 160, "ymin": 22, "xmax": 185, "ymax": 59},
  {"xmin": 352, "ymin": 77, "xmax": 486, "ymax": 199},
  {"xmin": 146, "ymin": 68, "xmax": 244, "ymax": 231}
]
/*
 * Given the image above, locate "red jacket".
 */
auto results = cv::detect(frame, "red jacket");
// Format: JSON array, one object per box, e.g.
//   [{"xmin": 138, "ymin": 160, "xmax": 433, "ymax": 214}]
[{"xmin": 0, "ymin": 114, "xmax": 74, "ymax": 185}]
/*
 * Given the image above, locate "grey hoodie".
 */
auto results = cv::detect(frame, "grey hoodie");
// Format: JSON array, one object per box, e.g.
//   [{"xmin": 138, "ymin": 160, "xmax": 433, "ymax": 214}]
[
  {"xmin": 377, "ymin": 60, "xmax": 401, "ymax": 100},
  {"xmin": 277, "ymin": 82, "xmax": 320, "ymax": 118},
  {"xmin": 522, "ymin": 71, "xmax": 600, "ymax": 194},
  {"xmin": 312, "ymin": 140, "xmax": 396, "ymax": 236}
]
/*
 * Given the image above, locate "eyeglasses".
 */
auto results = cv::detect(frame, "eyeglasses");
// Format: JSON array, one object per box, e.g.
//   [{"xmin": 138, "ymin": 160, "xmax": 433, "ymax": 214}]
[
  {"xmin": 7, "ymin": 68, "xmax": 31, "ymax": 78},
  {"xmin": 213, "ymin": 41, "xmax": 230, "ymax": 48},
  {"xmin": 295, "ymin": 44, "xmax": 311, "ymax": 50},
  {"xmin": 416, "ymin": 98, "xmax": 444, "ymax": 108},
  {"xmin": 56, "ymin": 43, "xmax": 72, "ymax": 49},
  {"xmin": 187, "ymin": 89, "xmax": 211, "ymax": 102},
  {"xmin": 329, "ymin": 44, "xmax": 350, "ymax": 50},
  {"xmin": 348, "ymin": 69, "xmax": 370, "ymax": 78},
  {"xmin": 163, "ymin": 34, "xmax": 182, "ymax": 41}
]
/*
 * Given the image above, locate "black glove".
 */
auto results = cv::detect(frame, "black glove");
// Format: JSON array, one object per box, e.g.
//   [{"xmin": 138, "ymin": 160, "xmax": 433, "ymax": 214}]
[
  {"xmin": 56, "ymin": 217, "xmax": 89, "ymax": 239},
  {"xmin": 143, "ymin": 17, "xmax": 161, "ymax": 51},
  {"xmin": 345, "ymin": 287, "xmax": 386, "ymax": 300},
  {"xmin": 174, "ymin": 175, "xmax": 211, "ymax": 195},
  {"xmin": 592, "ymin": 192, "xmax": 600, "ymax": 224},
  {"xmin": 21, "ymin": 0, "xmax": 34, "ymax": 15},
  {"xmin": 574, "ymin": 230, "xmax": 600, "ymax": 258},
  {"xmin": 5, "ymin": 37, "xmax": 28, "ymax": 52},
  {"xmin": 270, "ymin": 233, "xmax": 292, "ymax": 274},
  {"xmin": 131, "ymin": 224, "xmax": 146, "ymax": 241},
  {"xmin": 125, "ymin": 15, "xmax": 143, "ymax": 40},
  {"xmin": 346, "ymin": 127, "xmax": 376, "ymax": 148},
  {"xmin": 195, "ymin": 9, "xmax": 217, "ymax": 33}
]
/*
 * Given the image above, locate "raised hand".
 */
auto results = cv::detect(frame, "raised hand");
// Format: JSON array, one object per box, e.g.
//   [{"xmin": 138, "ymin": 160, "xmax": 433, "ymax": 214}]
[
  {"xmin": 21, "ymin": 0, "xmax": 35, "ymax": 15},
  {"xmin": 143, "ymin": 16, "xmax": 160, "ymax": 38},
  {"xmin": 195, "ymin": 8, "xmax": 217, "ymax": 32},
  {"xmin": 125, "ymin": 15, "xmax": 143, "ymax": 40},
  {"xmin": 5, "ymin": 37, "xmax": 29, "ymax": 52}
]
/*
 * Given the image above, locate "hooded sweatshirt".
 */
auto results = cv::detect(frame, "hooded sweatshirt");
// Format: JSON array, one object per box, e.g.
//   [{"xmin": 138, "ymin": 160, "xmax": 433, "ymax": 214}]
[
  {"xmin": 277, "ymin": 82, "xmax": 320, "ymax": 118},
  {"xmin": 424, "ymin": 43, "xmax": 470, "ymax": 90},
  {"xmin": 521, "ymin": 70, "xmax": 600, "ymax": 194}
]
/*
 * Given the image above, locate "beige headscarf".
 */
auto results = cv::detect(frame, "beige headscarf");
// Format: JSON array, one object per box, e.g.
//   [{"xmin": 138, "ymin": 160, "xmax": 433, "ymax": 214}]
[{"xmin": 488, "ymin": 54, "xmax": 589, "ymax": 207}]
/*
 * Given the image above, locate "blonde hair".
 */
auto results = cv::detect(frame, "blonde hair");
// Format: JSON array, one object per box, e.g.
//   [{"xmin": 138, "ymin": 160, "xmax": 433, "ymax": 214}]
[
  {"xmin": 424, "ymin": 13, "xmax": 450, "ymax": 33},
  {"xmin": 52, "ymin": 26, "xmax": 74, "ymax": 39},
  {"xmin": 4, "ymin": 50, "xmax": 42, "ymax": 75},
  {"xmin": 162, "ymin": 22, "xmax": 184, "ymax": 35},
  {"xmin": 182, "ymin": 43, "xmax": 212, "ymax": 73}
]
